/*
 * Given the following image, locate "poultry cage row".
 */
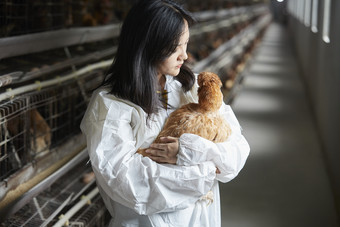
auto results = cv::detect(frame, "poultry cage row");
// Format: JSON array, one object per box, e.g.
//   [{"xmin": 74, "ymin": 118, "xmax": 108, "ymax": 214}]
[
  {"xmin": 0, "ymin": 0, "xmax": 263, "ymax": 38},
  {"xmin": 0, "ymin": 61, "xmax": 109, "ymax": 224},
  {"xmin": 0, "ymin": 1, "xmax": 271, "ymax": 226},
  {"xmin": 0, "ymin": 68, "xmax": 105, "ymax": 182},
  {"xmin": 3, "ymin": 153, "xmax": 109, "ymax": 226},
  {"xmin": 0, "ymin": 0, "xmax": 135, "ymax": 37}
]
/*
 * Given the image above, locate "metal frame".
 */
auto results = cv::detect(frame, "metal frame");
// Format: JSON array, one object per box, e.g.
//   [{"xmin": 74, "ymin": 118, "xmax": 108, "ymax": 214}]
[{"xmin": 0, "ymin": 24, "xmax": 121, "ymax": 60}]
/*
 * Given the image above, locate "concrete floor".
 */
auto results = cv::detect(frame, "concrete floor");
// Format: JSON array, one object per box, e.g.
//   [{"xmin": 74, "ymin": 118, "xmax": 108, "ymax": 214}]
[{"xmin": 220, "ymin": 23, "xmax": 339, "ymax": 227}]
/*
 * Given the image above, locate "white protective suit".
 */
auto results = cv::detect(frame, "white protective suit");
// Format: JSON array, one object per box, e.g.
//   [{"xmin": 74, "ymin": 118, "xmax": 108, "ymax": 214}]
[{"xmin": 80, "ymin": 74, "xmax": 250, "ymax": 227}]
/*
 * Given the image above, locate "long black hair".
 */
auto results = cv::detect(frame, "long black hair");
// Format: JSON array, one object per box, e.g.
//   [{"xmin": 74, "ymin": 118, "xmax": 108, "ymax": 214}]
[{"xmin": 101, "ymin": 0, "xmax": 196, "ymax": 116}]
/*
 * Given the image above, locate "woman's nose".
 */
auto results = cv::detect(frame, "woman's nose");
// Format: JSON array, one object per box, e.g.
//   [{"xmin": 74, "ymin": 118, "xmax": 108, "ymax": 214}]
[
  {"xmin": 179, "ymin": 48, "xmax": 188, "ymax": 61},
  {"xmin": 182, "ymin": 51, "xmax": 188, "ymax": 61}
]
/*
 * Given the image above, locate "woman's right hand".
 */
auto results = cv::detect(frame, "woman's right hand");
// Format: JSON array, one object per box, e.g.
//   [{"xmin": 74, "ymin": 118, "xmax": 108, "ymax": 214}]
[{"xmin": 145, "ymin": 136, "xmax": 179, "ymax": 164}]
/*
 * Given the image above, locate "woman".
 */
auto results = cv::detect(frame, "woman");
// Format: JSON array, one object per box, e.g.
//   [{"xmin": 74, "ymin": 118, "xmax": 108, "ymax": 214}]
[{"xmin": 80, "ymin": 0, "xmax": 250, "ymax": 226}]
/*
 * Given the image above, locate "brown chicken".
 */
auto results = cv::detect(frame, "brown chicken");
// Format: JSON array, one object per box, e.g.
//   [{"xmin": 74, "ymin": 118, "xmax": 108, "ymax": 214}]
[
  {"xmin": 138, "ymin": 71, "xmax": 231, "ymax": 157},
  {"xmin": 6, "ymin": 108, "xmax": 51, "ymax": 154}
]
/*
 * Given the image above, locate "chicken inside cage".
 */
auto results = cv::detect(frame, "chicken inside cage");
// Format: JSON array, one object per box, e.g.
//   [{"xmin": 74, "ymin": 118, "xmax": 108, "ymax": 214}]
[
  {"xmin": 5, "ymin": 107, "xmax": 52, "ymax": 155},
  {"xmin": 29, "ymin": 109, "xmax": 51, "ymax": 154}
]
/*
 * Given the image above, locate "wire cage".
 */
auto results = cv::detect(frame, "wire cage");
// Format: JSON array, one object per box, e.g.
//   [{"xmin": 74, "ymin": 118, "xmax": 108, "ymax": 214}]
[
  {"xmin": 4, "ymin": 191, "xmax": 109, "ymax": 227},
  {"xmin": 0, "ymin": 0, "xmax": 66, "ymax": 37},
  {"xmin": 0, "ymin": 69, "xmax": 105, "ymax": 182},
  {"xmin": 2, "ymin": 157, "xmax": 110, "ymax": 227},
  {"xmin": 0, "ymin": 97, "xmax": 30, "ymax": 179},
  {"xmin": 0, "ymin": 0, "xmax": 135, "ymax": 38}
]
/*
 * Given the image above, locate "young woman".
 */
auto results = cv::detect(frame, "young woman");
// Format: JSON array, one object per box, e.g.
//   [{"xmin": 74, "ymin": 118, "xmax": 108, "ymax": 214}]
[{"xmin": 80, "ymin": 0, "xmax": 250, "ymax": 226}]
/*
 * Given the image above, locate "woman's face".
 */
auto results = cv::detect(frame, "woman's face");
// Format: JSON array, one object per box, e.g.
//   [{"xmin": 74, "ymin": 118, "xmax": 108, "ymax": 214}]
[{"xmin": 157, "ymin": 20, "xmax": 190, "ymax": 78}]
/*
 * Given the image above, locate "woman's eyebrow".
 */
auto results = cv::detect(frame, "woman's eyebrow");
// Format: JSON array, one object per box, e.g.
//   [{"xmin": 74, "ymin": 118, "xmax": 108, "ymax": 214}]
[{"xmin": 178, "ymin": 38, "xmax": 190, "ymax": 46}]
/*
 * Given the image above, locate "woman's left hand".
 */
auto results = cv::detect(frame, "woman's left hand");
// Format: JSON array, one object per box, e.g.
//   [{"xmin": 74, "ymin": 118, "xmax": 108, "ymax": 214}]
[{"xmin": 145, "ymin": 136, "xmax": 179, "ymax": 164}]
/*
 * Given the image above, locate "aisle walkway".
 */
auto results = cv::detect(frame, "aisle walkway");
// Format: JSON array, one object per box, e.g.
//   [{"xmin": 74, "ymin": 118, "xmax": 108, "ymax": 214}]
[{"xmin": 220, "ymin": 23, "xmax": 339, "ymax": 227}]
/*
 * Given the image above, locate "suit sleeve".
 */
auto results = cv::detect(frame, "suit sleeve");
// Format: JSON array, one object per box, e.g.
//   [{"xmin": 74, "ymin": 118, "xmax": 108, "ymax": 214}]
[{"xmin": 176, "ymin": 104, "xmax": 250, "ymax": 183}]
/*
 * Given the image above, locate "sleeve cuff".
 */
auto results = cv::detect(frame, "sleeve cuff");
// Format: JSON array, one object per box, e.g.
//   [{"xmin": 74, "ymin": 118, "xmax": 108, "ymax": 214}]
[{"xmin": 176, "ymin": 133, "xmax": 211, "ymax": 166}]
